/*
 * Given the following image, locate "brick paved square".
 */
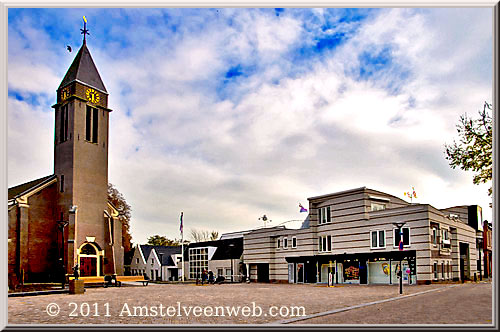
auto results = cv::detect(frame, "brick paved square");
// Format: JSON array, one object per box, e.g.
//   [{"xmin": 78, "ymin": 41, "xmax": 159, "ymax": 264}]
[{"xmin": 8, "ymin": 282, "xmax": 491, "ymax": 325}]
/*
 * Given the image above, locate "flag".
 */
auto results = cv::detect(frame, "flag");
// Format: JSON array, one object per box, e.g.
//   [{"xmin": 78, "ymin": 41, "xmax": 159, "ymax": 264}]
[
  {"xmin": 412, "ymin": 187, "xmax": 417, "ymax": 199},
  {"xmin": 179, "ymin": 212, "xmax": 183, "ymax": 234},
  {"xmin": 83, "ymin": 16, "xmax": 87, "ymax": 23},
  {"xmin": 299, "ymin": 203, "xmax": 308, "ymax": 213},
  {"xmin": 399, "ymin": 240, "xmax": 404, "ymax": 251}
]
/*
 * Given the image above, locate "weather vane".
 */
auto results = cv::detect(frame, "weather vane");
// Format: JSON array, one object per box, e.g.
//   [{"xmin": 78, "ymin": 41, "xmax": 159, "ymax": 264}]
[{"xmin": 80, "ymin": 16, "xmax": 90, "ymax": 43}]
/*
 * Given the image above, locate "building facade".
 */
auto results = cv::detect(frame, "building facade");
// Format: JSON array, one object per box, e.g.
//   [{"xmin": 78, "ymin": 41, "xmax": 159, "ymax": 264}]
[
  {"xmin": 130, "ymin": 245, "xmax": 182, "ymax": 281},
  {"xmin": 243, "ymin": 187, "xmax": 480, "ymax": 285},
  {"xmin": 8, "ymin": 31, "xmax": 123, "ymax": 287},
  {"xmin": 182, "ymin": 237, "xmax": 244, "ymax": 282}
]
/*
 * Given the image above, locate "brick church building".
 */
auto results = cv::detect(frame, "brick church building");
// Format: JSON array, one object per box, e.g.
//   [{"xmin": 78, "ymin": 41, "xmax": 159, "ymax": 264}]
[{"xmin": 8, "ymin": 27, "xmax": 124, "ymax": 287}]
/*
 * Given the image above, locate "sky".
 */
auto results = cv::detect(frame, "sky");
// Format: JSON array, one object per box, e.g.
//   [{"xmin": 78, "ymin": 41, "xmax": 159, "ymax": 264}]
[{"xmin": 7, "ymin": 7, "xmax": 494, "ymax": 245}]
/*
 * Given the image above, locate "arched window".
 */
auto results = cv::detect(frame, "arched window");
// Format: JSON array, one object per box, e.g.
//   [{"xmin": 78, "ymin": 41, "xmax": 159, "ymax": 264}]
[{"xmin": 80, "ymin": 243, "xmax": 97, "ymax": 255}]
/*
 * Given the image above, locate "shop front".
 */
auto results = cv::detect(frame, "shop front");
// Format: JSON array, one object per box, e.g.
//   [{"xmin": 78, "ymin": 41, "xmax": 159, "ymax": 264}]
[{"xmin": 287, "ymin": 251, "xmax": 417, "ymax": 285}]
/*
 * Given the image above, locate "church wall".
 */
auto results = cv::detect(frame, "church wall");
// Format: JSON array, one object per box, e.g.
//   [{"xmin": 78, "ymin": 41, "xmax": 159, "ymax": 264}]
[
  {"xmin": 26, "ymin": 183, "xmax": 60, "ymax": 282},
  {"xmin": 8, "ymin": 206, "xmax": 19, "ymax": 286},
  {"xmin": 113, "ymin": 217, "xmax": 125, "ymax": 275}
]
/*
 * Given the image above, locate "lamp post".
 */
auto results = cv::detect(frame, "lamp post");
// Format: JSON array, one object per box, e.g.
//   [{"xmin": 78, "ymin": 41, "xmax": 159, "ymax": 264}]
[
  {"xmin": 57, "ymin": 218, "xmax": 69, "ymax": 289},
  {"xmin": 392, "ymin": 222, "xmax": 406, "ymax": 295},
  {"xmin": 229, "ymin": 243, "xmax": 235, "ymax": 282},
  {"xmin": 159, "ymin": 253, "xmax": 163, "ymax": 281}
]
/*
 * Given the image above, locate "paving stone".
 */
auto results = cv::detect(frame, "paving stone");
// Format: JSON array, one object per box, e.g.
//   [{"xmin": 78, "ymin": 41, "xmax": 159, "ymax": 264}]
[{"xmin": 7, "ymin": 282, "xmax": 491, "ymax": 325}]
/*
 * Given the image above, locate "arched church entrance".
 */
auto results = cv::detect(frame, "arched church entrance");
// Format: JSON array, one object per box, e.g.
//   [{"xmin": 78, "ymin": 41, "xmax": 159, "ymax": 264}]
[{"xmin": 78, "ymin": 242, "xmax": 102, "ymax": 277}]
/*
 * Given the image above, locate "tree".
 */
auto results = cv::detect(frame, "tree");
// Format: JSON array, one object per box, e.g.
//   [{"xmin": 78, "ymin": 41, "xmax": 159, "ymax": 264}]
[
  {"xmin": 147, "ymin": 235, "xmax": 182, "ymax": 246},
  {"xmin": 190, "ymin": 229, "xmax": 219, "ymax": 242},
  {"xmin": 108, "ymin": 183, "xmax": 133, "ymax": 253},
  {"xmin": 444, "ymin": 101, "xmax": 492, "ymax": 196}
]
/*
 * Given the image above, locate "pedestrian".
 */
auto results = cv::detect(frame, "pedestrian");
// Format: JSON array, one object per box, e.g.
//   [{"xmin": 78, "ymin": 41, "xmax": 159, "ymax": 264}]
[
  {"xmin": 202, "ymin": 269, "xmax": 208, "ymax": 285},
  {"xmin": 208, "ymin": 270, "xmax": 214, "ymax": 284}
]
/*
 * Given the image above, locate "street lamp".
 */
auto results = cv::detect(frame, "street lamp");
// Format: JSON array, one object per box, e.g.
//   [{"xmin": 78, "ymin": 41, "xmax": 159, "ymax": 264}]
[
  {"xmin": 229, "ymin": 243, "xmax": 235, "ymax": 283},
  {"xmin": 57, "ymin": 217, "xmax": 69, "ymax": 289},
  {"xmin": 392, "ymin": 222, "xmax": 406, "ymax": 295}
]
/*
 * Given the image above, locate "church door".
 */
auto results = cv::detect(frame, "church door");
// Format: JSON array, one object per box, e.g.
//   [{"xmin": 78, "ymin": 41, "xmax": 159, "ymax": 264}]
[{"xmin": 80, "ymin": 257, "xmax": 97, "ymax": 276}]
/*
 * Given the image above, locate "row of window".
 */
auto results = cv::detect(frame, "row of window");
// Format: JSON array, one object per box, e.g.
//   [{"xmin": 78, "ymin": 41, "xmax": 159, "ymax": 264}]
[
  {"xmin": 131, "ymin": 269, "xmax": 146, "ymax": 276},
  {"xmin": 313, "ymin": 227, "xmax": 412, "ymax": 253},
  {"xmin": 276, "ymin": 237, "xmax": 297, "ymax": 249},
  {"xmin": 317, "ymin": 202, "xmax": 387, "ymax": 225},
  {"xmin": 371, "ymin": 228, "xmax": 411, "ymax": 249},
  {"xmin": 433, "ymin": 261, "xmax": 452, "ymax": 280},
  {"xmin": 431, "ymin": 227, "xmax": 450, "ymax": 246},
  {"xmin": 58, "ymin": 105, "xmax": 99, "ymax": 144}
]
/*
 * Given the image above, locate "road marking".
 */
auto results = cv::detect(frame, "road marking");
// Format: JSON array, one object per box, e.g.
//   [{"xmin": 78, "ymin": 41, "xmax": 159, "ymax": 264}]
[{"xmin": 274, "ymin": 284, "xmax": 462, "ymax": 324}]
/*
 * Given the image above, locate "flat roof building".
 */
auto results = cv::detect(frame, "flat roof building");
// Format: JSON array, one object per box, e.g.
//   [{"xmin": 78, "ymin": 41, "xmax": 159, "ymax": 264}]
[{"xmin": 243, "ymin": 187, "xmax": 480, "ymax": 285}]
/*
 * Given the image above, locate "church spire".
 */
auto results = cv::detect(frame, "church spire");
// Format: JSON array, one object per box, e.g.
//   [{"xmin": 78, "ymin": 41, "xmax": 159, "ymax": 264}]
[{"xmin": 58, "ymin": 16, "xmax": 107, "ymax": 93}]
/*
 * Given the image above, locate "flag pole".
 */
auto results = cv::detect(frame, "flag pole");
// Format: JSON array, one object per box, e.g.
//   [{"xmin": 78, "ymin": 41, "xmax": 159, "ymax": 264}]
[{"xmin": 180, "ymin": 212, "xmax": 184, "ymax": 282}]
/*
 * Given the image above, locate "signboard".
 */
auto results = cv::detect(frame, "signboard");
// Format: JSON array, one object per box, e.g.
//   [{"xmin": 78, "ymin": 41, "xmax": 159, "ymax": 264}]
[{"xmin": 408, "ymin": 256, "xmax": 416, "ymax": 275}]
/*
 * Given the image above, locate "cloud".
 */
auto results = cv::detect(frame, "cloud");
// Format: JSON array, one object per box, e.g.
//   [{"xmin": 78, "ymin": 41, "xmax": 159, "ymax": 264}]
[{"xmin": 7, "ymin": 8, "xmax": 493, "ymax": 244}]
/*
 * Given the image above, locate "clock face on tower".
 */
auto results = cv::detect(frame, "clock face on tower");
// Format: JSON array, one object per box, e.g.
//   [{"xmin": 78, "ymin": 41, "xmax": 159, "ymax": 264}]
[
  {"xmin": 60, "ymin": 87, "xmax": 70, "ymax": 101},
  {"xmin": 86, "ymin": 88, "xmax": 100, "ymax": 104}
]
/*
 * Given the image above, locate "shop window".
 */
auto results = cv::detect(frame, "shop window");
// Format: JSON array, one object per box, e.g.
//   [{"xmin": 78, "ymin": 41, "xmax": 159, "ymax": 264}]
[{"xmin": 433, "ymin": 262, "xmax": 438, "ymax": 280}]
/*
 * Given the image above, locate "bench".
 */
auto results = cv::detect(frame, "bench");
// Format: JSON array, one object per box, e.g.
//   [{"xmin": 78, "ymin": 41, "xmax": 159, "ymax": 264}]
[
  {"xmin": 104, "ymin": 275, "xmax": 122, "ymax": 287},
  {"xmin": 140, "ymin": 275, "xmax": 149, "ymax": 286}
]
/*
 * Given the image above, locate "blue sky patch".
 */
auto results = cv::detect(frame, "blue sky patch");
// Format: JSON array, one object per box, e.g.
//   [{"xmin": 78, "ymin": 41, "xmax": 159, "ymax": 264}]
[
  {"xmin": 358, "ymin": 47, "xmax": 393, "ymax": 79},
  {"xmin": 225, "ymin": 65, "xmax": 244, "ymax": 79}
]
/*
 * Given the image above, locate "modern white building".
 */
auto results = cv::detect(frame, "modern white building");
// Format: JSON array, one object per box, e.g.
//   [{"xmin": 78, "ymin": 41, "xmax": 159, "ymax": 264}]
[{"xmin": 243, "ymin": 187, "xmax": 481, "ymax": 285}]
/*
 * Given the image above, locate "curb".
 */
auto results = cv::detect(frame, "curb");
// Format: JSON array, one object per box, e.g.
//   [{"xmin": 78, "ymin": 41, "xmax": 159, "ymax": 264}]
[
  {"xmin": 275, "ymin": 284, "xmax": 461, "ymax": 324},
  {"xmin": 8, "ymin": 289, "xmax": 69, "ymax": 297}
]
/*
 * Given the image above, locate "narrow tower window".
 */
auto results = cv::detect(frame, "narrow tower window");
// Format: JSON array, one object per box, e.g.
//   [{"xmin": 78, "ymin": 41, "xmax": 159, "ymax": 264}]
[
  {"xmin": 60, "ymin": 105, "xmax": 69, "ymax": 143},
  {"xmin": 86, "ymin": 105, "xmax": 98, "ymax": 143},
  {"xmin": 60, "ymin": 174, "xmax": 64, "ymax": 192},
  {"xmin": 92, "ymin": 107, "xmax": 98, "ymax": 143}
]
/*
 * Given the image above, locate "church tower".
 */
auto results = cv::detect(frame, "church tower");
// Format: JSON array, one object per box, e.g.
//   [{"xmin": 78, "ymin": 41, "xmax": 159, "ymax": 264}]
[{"xmin": 52, "ymin": 20, "xmax": 122, "ymax": 276}]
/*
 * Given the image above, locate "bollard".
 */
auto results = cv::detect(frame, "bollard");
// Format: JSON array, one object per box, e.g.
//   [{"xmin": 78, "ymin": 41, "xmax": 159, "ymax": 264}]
[{"xmin": 69, "ymin": 279, "xmax": 85, "ymax": 294}]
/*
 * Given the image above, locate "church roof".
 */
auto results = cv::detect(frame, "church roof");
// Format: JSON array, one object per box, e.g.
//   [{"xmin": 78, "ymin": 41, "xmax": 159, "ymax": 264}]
[
  {"xmin": 8, "ymin": 175, "xmax": 57, "ymax": 200},
  {"xmin": 58, "ymin": 42, "xmax": 107, "ymax": 93}
]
